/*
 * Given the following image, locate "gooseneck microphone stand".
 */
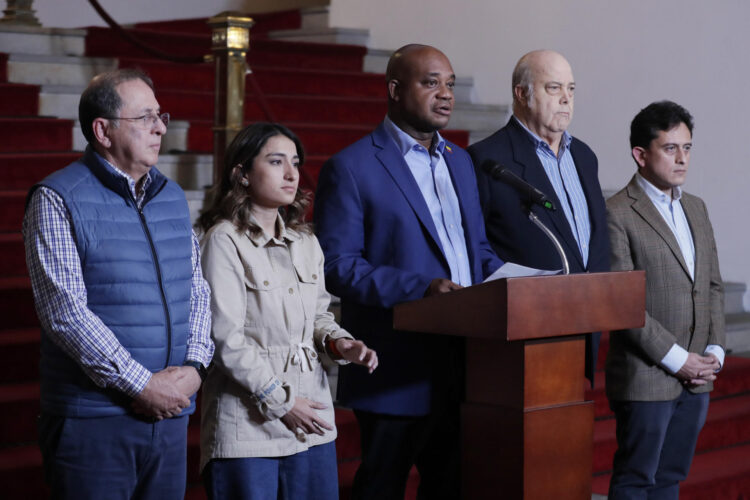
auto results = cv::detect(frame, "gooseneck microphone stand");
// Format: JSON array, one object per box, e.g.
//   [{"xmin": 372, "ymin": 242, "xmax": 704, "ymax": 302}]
[{"xmin": 523, "ymin": 202, "xmax": 570, "ymax": 275}]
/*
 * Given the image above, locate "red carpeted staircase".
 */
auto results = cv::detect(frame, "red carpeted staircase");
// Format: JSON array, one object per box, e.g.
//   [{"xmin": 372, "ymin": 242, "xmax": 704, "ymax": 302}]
[
  {"xmin": 2, "ymin": 8, "xmax": 750, "ymax": 500},
  {"xmin": 0, "ymin": 54, "xmax": 77, "ymax": 500},
  {"xmin": 0, "ymin": 9, "xmax": 463, "ymax": 500}
]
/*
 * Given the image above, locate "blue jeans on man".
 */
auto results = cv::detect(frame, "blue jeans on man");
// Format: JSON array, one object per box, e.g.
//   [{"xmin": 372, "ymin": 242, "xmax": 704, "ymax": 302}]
[{"xmin": 608, "ymin": 389, "xmax": 710, "ymax": 499}]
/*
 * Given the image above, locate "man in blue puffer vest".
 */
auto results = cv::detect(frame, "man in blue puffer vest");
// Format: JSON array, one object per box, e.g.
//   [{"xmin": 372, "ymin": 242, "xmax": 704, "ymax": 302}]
[{"xmin": 23, "ymin": 69, "xmax": 214, "ymax": 499}]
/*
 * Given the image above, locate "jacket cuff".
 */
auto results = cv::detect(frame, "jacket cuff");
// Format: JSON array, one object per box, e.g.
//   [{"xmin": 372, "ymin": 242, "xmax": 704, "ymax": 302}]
[
  {"xmin": 322, "ymin": 331, "xmax": 354, "ymax": 365},
  {"xmin": 256, "ymin": 377, "xmax": 295, "ymax": 420}
]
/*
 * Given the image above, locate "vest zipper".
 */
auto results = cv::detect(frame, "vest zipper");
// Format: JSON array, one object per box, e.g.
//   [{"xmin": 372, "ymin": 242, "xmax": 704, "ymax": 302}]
[{"xmin": 136, "ymin": 203, "xmax": 173, "ymax": 368}]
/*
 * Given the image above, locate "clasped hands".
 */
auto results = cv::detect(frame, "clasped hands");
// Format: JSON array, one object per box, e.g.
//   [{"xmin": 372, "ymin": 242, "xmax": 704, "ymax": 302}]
[
  {"xmin": 280, "ymin": 338, "xmax": 378, "ymax": 438},
  {"xmin": 676, "ymin": 353, "xmax": 721, "ymax": 387},
  {"xmin": 132, "ymin": 365, "xmax": 202, "ymax": 420}
]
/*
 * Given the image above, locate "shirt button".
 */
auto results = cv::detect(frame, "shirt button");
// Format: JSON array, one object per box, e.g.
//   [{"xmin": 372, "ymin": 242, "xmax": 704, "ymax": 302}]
[
  {"xmin": 312, "ymin": 274, "xmax": 317, "ymax": 280},
  {"xmin": 263, "ymin": 280, "xmax": 269, "ymax": 286},
  {"xmin": 289, "ymin": 288, "xmax": 294, "ymax": 294}
]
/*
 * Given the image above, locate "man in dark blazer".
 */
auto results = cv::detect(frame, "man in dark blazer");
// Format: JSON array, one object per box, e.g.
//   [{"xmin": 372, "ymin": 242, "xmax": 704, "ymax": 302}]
[
  {"xmin": 606, "ymin": 101, "xmax": 725, "ymax": 498},
  {"xmin": 314, "ymin": 44, "xmax": 502, "ymax": 499},
  {"xmin": 467, "ymin": 50, "xmax": 609, "ymax": 381}
]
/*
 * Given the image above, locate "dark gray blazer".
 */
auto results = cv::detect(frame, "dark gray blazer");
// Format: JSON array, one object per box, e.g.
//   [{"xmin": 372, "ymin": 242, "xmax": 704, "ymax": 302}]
[{"xmin": 605, "ymin": 175, "xmax": 725, "ymax": 401}]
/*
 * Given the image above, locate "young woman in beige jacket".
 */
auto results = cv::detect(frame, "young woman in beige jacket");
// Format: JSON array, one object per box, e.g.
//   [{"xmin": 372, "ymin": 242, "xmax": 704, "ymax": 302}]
[{"xmin": 197, "ymin": 123, "xmax": 378, "ymax": 499}]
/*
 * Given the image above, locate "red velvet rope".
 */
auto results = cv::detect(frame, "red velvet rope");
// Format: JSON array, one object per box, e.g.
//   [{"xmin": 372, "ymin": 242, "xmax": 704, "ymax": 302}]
[{"xmin": 87, "ymin": 0, "xmax": 206, "ymax": 64}]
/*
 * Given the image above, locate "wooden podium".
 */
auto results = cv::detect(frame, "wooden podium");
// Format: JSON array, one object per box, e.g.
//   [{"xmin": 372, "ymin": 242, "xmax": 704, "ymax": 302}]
[{"xmin": 393, "ymin": 271, "xmax": 645, "ymax": 499}]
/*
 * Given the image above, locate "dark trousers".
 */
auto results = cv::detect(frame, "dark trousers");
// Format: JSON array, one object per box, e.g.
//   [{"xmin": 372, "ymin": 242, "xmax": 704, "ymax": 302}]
[
  {"xmin": 351, "ymin": 403, "xmax": 461, "ymax": 500},
  {"xmin": 203, "ymin": 441, "xmax": 339, "ymax": 500},
  {"xmin": 38, "ymin": 412, "xmax": 189, "ymax": 500},
  {"xmin": 608, "ymin": 389, "xmax": 710, "ymax": 500}
]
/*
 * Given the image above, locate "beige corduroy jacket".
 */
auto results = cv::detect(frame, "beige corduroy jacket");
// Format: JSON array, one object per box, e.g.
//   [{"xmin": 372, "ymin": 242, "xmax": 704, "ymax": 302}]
[{"xmin": 198, "ymin": 217, "xmax": 353, "ymax": 470}]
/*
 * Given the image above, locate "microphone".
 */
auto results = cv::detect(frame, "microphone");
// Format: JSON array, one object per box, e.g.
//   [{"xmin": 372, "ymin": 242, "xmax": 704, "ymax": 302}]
[{"xmin": 482, "ymin": 161, "xmax": 556, "ymax": 211}]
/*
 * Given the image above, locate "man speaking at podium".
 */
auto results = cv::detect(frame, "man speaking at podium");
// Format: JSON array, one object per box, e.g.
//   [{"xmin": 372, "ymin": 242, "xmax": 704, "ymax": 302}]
[
  {"xmin": 314, "ymin": 44, "xmax": 502, "ymax": 499},
  {"xmin": 467, "ymin": 50, "xmax": 610, "ymax": 382}
]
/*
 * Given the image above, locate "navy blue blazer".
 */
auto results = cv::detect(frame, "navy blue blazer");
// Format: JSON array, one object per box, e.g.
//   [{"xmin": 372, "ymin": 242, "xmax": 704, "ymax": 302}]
[
  {"xmin": 467, "ymin": 117, "xmax": 610, "ymax": 380},
  {"xmin": 314, "ymin": 121, "xmax": 502, "ymax": 416}
]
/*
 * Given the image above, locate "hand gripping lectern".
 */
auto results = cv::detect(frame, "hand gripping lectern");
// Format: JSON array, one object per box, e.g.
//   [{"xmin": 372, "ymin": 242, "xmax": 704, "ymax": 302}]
[{"xmin": 393, "ymin": 271, "xmax": 645, "ymax": 499}]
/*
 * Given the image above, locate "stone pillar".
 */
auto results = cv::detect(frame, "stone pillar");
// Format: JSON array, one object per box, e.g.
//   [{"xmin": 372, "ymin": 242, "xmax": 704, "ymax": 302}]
[
  {"xmin": 1, "ymin": 0, "xmax": 41, "ymax": 26},
  {"xmin": 207, "ymin": 11, "xmax": 254, "ymax": 186}
]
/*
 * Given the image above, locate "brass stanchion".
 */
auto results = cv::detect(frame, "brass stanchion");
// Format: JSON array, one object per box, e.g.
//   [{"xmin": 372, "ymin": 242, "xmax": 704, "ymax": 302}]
[
  {"xmin": 1, "ymin": 0, "xmax": 41, "ymax": 25},
  {"xmin": 207, "ymin": 11, "xmax": 254, "ymax": 186}
]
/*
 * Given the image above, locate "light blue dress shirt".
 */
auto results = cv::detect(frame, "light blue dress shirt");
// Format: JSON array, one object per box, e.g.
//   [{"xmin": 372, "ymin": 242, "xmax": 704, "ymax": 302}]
[
  {"xmin": 514, "ymin": 116, "xmax": 591, "ymax": 267},
  {"xmin": 636, "ymin": 173, "xmax": 724, "ymax": 372},
  {"xmin": 383, "ymin": 116, "xmax": 472, "ymax": 287}
]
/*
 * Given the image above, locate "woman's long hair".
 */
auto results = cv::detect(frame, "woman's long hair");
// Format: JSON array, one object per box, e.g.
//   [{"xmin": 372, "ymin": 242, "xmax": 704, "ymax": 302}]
[{"xmin": 197, "ymin": 122, "xmax": 311, "ymax": 235}]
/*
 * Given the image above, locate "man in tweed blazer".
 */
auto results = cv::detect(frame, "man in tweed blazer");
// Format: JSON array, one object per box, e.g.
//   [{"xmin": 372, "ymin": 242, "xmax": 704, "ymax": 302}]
[{"xmin": 606, "ymin": 101, "xmax": 725, "ymax": 498}]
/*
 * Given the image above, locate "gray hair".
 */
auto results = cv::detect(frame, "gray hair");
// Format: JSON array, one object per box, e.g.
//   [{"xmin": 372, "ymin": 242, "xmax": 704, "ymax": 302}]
[
  {"xmin": 78, "ymin": 68, "xmax": 154, "ymax": 146},
  {"xmin": 511, "ymin": 54, "xmax": 535, "ymax": 109}
]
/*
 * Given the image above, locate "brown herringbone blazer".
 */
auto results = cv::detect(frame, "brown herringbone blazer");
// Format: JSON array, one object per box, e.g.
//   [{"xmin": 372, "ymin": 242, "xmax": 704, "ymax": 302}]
[{"xmin": 605, "ymin": 175, "xmax": 725, "ymax": 401}]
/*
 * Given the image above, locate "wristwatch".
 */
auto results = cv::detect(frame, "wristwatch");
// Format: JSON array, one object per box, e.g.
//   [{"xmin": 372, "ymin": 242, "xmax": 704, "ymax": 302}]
[{"xmin": 183, "ymin": 360, "xmax": 208, "ymax": 382}]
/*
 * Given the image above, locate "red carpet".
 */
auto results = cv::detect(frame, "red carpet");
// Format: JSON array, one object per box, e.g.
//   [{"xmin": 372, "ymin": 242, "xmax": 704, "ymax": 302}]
[
  {"xmin": 3, "ymin": 10, "xmax": 750, "ymax": 500},
  {"xmin": 119, "ymin": 57, "xmax": 386, "ymax": 97},
  {"xmin": 0, "ymin": 83, "xmax": 39, "ymax": 116},
  {"xmin": 0, "ymin": 118, "xmax": 72, "ymax": 153}
]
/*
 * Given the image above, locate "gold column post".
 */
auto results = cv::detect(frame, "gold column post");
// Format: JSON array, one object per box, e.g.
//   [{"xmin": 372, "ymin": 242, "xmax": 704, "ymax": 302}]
[
  {"xmin": 1, "ymin": 0, "xmax": 41, "ymax": 25},
  {"xmin": 207, "ymin": 12, "xmax": 254, "ymax": 186}
]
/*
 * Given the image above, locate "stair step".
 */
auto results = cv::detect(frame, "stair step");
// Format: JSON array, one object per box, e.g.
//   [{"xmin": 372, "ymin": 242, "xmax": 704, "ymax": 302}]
[
  {"xmin": 0, "ymin": 118, "xmax": 72, "ymax": 153},
  {"xmin": 7, "ymin": 53, "xmax": 117, "ymax": 87},
  {"xmin": 0, "ymin": 277, "xmax": 37, "ymax": 329},
  {"xmin": 0, "ymin": 233, "xmax": 26, "ymax": 278},
  {"xmin": 0, "ymin": 329, "xmax": 40, "ymax": 383},
  {"xmin": 186, "ymin": 121, "xmax": 469, "ymax": 156},
  {"xmin": 0, "ymin": 82, "xmax": 39, "ymax": 115},
  {"xmin": 0, "ymin": 53, "xmax": 7, "ymax": 82},
  {"xmin": 154, "ymin": 89, "xmax": 387, "ymax": 125},
  {"xmin": 0, "ymin": 152, "xmax": 80, "ymax": 190},
  {"xmin": 0, "ymin": 190, "xmax": 25, "ymax": 232},
  {"xmin": 0, "ymin": 381, "xmax": 39, "ymax": 445},
  {"xmin": 593, "ymin": 392, "xmax": 750, "ymax": 474},
  {"xmin": 85, "ymin": 28, "xmax": 367, "ymax": 72},
  {"xmin": 133, "ymin": 10, "xmax": 303, "ymax": 37},
  {"xmin": 586, "ymin": 356, "xmax": 750, "ymax": 418},
  {"xmin": 0, "ymin": 25, "xmax": 86, "ymax": 58},
  {"xmin": 0, "ymin": 445, "xmax": 47, "ymax": 500},
  {"xmin": 120, "ymin": 58, "xmax": 386, "ymax": 97}
]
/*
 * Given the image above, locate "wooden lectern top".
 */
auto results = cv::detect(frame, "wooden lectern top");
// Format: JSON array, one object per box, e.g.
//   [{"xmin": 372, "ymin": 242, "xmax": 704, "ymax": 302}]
[{"xmin": 393, "ymin": 270, "xmax": 645, "ymax": 341}]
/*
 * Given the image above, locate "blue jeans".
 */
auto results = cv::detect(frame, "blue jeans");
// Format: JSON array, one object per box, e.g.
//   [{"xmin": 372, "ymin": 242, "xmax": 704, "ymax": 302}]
[
  {"xmin": 608, "ymin": 389, "xmax": 710, "ymax": 500},
  {"xmin": 38, "ymin": 412, "xmax": 189, "ymax": 500},
  {"xmin": 203, "ymin": 441, "xmax": 339, "ymax": 500}
]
